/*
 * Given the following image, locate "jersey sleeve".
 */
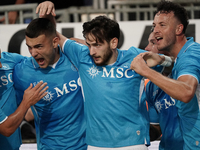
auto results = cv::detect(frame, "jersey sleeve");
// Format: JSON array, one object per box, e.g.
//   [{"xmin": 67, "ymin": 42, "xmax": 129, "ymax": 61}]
[
  {"xmin": 1, "ymin": 52, "xmax": 25, "ymax": 66},
  {"xmin": 176, "ymin": 52, "xmax": 200, "ymax": 83},
  {"xmin": 0, "ymin": 108, "xmax": 7, "ymax": 124},
  {"xmin": 62, "ymin": 39, "xmax": 89, "ymax": 69}
]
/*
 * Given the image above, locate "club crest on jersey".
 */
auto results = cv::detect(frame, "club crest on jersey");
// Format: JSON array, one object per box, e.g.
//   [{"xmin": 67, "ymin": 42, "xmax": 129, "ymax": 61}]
[
  {"xmin": 1, "ymin": 63, "xmax": 10, "ymax": 70},
  {"xmin": 43, "ymin": 90, "xmax": 54, "ymax": 102},
  {"xmin": 155, "ymin": 101, "xmax": 163, "ymax": 113},
  {"xmin": 33, "ymin": 81, "xmax": 54, "ymax": 102}
]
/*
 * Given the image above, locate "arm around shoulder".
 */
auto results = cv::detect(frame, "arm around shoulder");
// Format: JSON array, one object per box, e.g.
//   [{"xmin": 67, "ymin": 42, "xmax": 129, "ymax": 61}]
[{"xmin": 0, "ymin": 81, "xmax": 48, "ymax": 136}]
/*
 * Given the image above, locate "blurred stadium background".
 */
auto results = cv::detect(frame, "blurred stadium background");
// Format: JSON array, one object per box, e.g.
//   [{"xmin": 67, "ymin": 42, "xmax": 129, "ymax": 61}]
[{"xmin": 1, "ymin": 0, "xmax": 200, "ymax": 149}]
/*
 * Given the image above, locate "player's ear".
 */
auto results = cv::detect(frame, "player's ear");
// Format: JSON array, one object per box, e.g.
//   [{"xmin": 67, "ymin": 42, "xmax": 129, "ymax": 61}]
[
  {"xmin": 110, "ymin": 37, "xmax": 118, "ymax": 49},
  {"xmin": 53, "ymin": 36, "xmax": 59, "ymax": 48},
  {"xmin": 176, "ymin": 24, "xmax": 184, "ymax": 35}
]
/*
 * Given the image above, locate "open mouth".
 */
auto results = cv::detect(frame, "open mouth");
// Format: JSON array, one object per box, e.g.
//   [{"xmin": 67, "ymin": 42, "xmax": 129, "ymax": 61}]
[
  {"xmin": 156, "ymin": 37, "xmax": 163, "ymax": 43},
  {"xmin": 36, "ymin": 58, "xmax": 45, "ymax": 66},
  {"xmin": 93, "ymin": 56, "xmax": 100, "ymax": 61}
]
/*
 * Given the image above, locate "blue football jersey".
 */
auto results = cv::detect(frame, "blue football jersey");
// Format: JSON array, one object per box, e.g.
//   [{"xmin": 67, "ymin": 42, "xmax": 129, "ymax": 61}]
[
  {"xmin": 146, "ymin": 80, "xmax": 183, "ymax": 150},
  {"xmin": 171, "ymin": 37, "xmax": 200, "ymax": 149},
  {"xmin": 13, "ymin": 50, "xmax": 87, "ymax": 150},
  {"xmin": 61, "ymin": 39, "xmax": 163, "ymax": 147},
  {"xmin": 0, "ymin": 52, "xmax": 24, "ymax": 150}
]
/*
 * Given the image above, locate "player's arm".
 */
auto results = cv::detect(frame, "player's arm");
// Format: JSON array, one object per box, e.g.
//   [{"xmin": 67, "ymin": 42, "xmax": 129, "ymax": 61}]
[
  {"xmin": 36, "ymin": 1, "xmax": 68, "ymax": 48},
  {"xmin": 36, "ymin": 1, "xmax": 56, "ymax": 27},
  {"xmin": 70, "ymin": 38, "xmax": 87, "ymax": 46},
  {"xmin": 130, "ymin": 53, "xmax": 197, "ymax": 103},
  {"xmin": 0, "ymin": 81, "xmax": 48, "ymax": 137},
  {"xmin": 147, "ymin": 72, "xmax": 197, "ymax": 103}
]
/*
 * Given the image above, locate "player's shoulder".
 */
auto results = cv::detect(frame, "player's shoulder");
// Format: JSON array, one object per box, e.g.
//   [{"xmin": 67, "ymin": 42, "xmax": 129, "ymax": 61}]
[{"xmin": 14, "ymin": 56, "xmax": 32, "ymax": 68}]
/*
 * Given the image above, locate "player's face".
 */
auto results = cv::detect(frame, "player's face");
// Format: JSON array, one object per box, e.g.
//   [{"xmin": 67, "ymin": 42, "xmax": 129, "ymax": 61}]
[
  {"xmin": 145, "ymin": 33, "xmax": 158, "ymax": 53},
  {"xmin": 153, "ymin": 11, "xmax": 178, "ymax": 52},
  {"xmin": 86, "ymin": 34, "xmax": 113, "ymax": 66},
  {"xmin": 26, "ymin": 34, "xmax": 59, "ymax": 68}
]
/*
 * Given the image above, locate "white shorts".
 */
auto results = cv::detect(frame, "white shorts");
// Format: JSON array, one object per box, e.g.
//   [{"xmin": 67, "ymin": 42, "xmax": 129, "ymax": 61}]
[{"xmin": 87, "ymin": 145, "xmax": 148, "ymax": 150}]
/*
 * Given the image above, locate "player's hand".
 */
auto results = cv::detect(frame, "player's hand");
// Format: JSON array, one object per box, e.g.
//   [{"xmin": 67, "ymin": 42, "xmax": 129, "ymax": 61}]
[
  {"xmin": 22, "ymin": 81, "xmax": 49, "ymax": 107},
  {"xmin": 36, "ymin": 1, "xmax": 56, "ymax": 17},
  {"xmin": 143, "ymin": 52, "xmax": 163, "ymax": 67},
  {"xmin": 130, "ymin": 53, "xmax": 149, "ymax": 76}
]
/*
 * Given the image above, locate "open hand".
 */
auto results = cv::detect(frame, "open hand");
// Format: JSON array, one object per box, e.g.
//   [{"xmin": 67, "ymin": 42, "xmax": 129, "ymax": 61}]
[
  {"xmin": 36, "ymin": 1, "xmax": 56, "ymax": 17},
  {"xmin": 22, "ymin": 81, "xmax": 49, "ymax": 107}
]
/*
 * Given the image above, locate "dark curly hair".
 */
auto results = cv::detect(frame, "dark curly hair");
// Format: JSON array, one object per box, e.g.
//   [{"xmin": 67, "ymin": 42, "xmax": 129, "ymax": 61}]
[
  {"xmin": 155, "ymin": 1, "xmax": 189, "ymax": 33},
  {"xmin": 82, "ymin": 16, "xmax": 120, "ymax": 43}
]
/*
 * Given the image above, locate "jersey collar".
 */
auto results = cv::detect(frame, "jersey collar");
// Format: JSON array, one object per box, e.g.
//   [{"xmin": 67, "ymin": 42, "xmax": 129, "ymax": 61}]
[{"xmin": 177, "ymin": 37, "xmax": 195, "ymax": 59}]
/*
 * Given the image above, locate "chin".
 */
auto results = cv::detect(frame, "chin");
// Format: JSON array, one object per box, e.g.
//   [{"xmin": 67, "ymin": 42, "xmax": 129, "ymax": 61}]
[{"xmin": 39, "ymin": 65, "xmax": 48, "ymax": 69}]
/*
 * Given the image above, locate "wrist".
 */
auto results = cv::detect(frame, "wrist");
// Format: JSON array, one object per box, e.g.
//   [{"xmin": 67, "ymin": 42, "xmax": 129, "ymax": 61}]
[{"xmin": 160, "ymin": 55, "xmax": 172, "ymax": 67}]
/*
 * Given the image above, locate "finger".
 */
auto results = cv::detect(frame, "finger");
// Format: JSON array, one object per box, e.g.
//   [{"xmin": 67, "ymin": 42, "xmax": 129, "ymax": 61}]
[
  {"xmin": 36, "ymin": 4, "xmax": 41, "ymax": 14},
  {"xmin": 50, "ymin": 6, "xmax": 56, "ymax": 16},
  {"xmin": 38, "ymin": 86, "xmax": 49, "ymax": 97},
  {"xmin": 39, "ymin": 92, "xmax": 48, "ymax": 99},
  {"xmin": 39, "ymin": 6, "xmax": 48, "ymax": 17},
  {"xmin": 140, "ymin": 52, "xmax": 148, "ymax": 58},
  {"xmin": 36, "ymin": 82, "xmax": 48, "ymax": 92},
  {"xmin": 33, "ymin": 81, "xmax": 44, "ymax": 89},
  {"xmin": 46, "ymin": 5, "xmax": 54, "ymax": 15},
  {"xmin": 27, "ymin": 83, "xmax": 33, "ymax": 90}
]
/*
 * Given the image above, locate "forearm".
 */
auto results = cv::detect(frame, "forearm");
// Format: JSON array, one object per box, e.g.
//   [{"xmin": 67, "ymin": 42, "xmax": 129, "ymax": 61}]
[
  {"xmin": 57, "ymin": 31, "xmax": 68, "ymax": 48},
  {"xmin": 0, "ymin": 81, "xmax": 48, "ymax": 136},
  {"xmin": 144, "ymin": 68, "xmax": 196, "ymax": 103},
  {"xmin": 0, "ymin": 100, "xmax": 30, "ymax": 136},
  {"xmin": 70, "ymin": 38, "xmax": 87, "ymax": 45}
]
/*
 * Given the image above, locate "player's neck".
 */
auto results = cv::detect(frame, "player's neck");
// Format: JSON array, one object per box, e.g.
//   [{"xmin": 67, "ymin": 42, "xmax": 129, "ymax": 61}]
[{"xmin": 108, "ymin": 49, "xmax": 118, "ymax": 65}]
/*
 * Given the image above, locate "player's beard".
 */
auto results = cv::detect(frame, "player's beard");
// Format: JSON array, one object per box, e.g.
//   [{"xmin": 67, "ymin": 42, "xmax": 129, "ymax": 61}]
[{"xmin": 95, "ymin": 48, "xmax": 113, "ymax": 66}]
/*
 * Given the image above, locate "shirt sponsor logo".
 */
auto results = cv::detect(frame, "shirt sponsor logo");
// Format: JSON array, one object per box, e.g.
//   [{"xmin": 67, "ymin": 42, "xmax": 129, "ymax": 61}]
[
  {"xmin": 155, "ymin": 96, "xmax": 176, "ymax": 113},
  {"xmin": 87, "ymin": 65, "xmax": 135, "ymax": 79},
  {"xmin": 0, "ymin": 73, "xmax": 13, "ymax": 87},
  {"xmin": 33, "ymin": 78, "xmax": 81, "ymax": 102}
]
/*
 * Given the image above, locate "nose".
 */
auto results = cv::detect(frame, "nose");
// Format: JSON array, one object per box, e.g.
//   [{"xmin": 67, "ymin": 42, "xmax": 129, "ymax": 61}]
[
  {"xmin": 145, "ymin": 44, "xmax": 150, "ymax": 51},
  {"xmin": 30, "ymin": 48, "xmax": 38, "ymax": 57},
  {"xmin": 153, "ymin": 26, "xmax": 159, "ymax": 33},
  {"xmin": 89, "ymin": 46, "xmax": 96, "ymax": 56}
]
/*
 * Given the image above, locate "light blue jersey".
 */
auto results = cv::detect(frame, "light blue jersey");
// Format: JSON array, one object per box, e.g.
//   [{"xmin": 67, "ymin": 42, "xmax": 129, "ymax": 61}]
[
  {"xmin": 146, "ymin": 80, "xmax": 183, "ymax": 150},
  {"xmin": 62, "ymin": 39, "xmax": 163, "ymax": 147},
  {"xmin": 13, "ymin": 50, "xmax": 87, "ymax": 150},
  {"xmin": 0, "ymin": 52, "xmax": 24, "ymax": 150},
  {"xmin": 171, "ymin": 37, "xmax": 200, "ymax": 149}
]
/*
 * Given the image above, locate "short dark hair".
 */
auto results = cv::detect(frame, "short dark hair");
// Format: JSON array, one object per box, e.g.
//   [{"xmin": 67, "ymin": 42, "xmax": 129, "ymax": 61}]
[
  {"xmin": 82, "ymin": 16, "xmax": 120, "ymax": 43},
  {"xmin": 25, "ymin": 18, "xmax": 56, "ymax": 38},
  {"xmin": 156, "ymin": 1, "xmax": 189, "ymax": 33}
]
